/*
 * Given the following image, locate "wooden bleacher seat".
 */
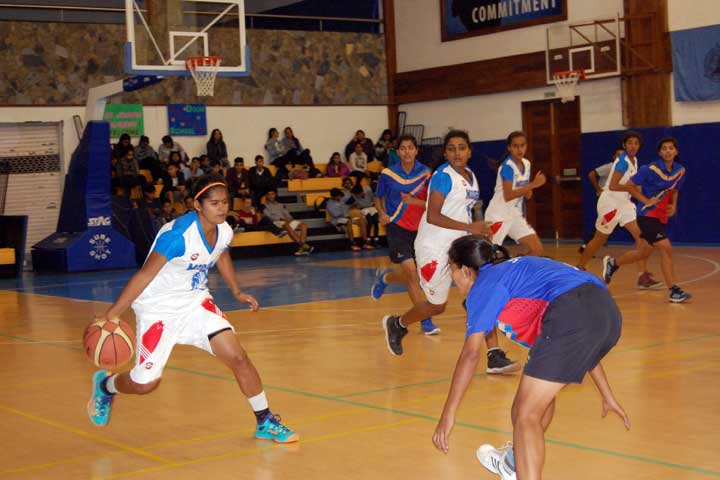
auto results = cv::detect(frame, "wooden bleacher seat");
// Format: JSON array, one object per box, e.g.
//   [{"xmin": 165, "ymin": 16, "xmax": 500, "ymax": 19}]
[
  {"xmin": 315, "ymin": 163, "xmax": 328, "ymax": 175},
  {"xmin": 367, "ymin": 160, "xmax": 383, "ymax": 174},
  {"xmin": 139, "ymin": 169, "xmax": 153, "ymax": 183},
  {"xmin": 266, "ymin": 164, "xmax": 278, "ymax": 177},
  {"xmin": 305, "ymin": 192, "xmax": 329, "ymax": 207},
  {"xmin": 230, "ymin": 231, "xmax": 293, "ymax": 247},
  {"xmin": 0, "ymin": 248, "xmax": 15, "ymax": 265},
  {"xmin": 288, "ymin": 177, "xmax": 342, "ymax": 192},
  {"xmin": 154, "ymin": 184, "xmax": 163, "ymax": 198}
]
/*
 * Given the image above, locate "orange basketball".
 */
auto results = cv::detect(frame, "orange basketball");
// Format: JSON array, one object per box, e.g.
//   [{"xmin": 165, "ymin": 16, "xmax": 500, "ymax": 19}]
[{"xmin": 83, "ymin": 318, "xmax": 135, "ymax": 369}]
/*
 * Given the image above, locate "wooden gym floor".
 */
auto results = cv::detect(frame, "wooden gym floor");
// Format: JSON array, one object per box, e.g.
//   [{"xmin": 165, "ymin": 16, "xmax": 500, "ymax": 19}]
[{"xmin": 0, "ymin": 244, "xmax": 718, "ymax": 479}]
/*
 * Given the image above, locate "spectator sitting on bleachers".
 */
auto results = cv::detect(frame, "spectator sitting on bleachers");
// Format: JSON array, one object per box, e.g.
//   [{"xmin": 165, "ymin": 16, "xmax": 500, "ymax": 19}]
[
  {"xmin": 227, "ymin": 195, "xmax": 286, "ymax": 237},
  {"xmin": 113, "ymin": 133, "xmax": 133, "ymax": 160},
  {"xmin": 199, "ymin": 154, "xmax": 211, "ymax": 172},
  {"xmin": 207, "ymin": 161, "xmax": 224, "ymax": 178},
  {"xmin": 352, "ymin": 182, "xmax": 380, "ymax": 246},
  {"xmin": 344, "ymin": 129, "xmax": 375, "ymax": 162},
  {"xmin": 188, "ymin": 157, "xmax": 204, "ymax": 180},
  {"xmin": 341, "ymin": 177, "xmax": 356, "ymax": 203},
  {"xmin": 226, "ymin": 157, "xmax": 251, "ymax": 198},
  {"xmin": 348, "ymin": 143, "xmax": 369, "ymax": 182},
  {"xmin": 327, "ymin": 152, "xmax": 350, "ymax": 178},
  {"xmin": 160, "ymin": 162, "xmax": 186, "ymax": 203},
  {"xmin": 206, "ymin": 128, "xmax": 229, "ymax": 168},
  {"xmin": 184, "ymin": 196, "xmax": 195, "ymax": 212},
  {"xmin": 135, "ymin": 135, "xmax": 162, "ymax": 180},
  {"xmin": 248, "ymin": 155, "xmax": 276, "ymax": 206},
  {"xmin": 158, "ymin": 135, "xmax": 187, "ymax": 164},
  {"xmin": 374, "ymin": 129, "xmax": 395, "ymax": 167},
  {"xmin": 156, "ymin": 199, "xmax": 177, "ymax": 229},
  {"xmin": 261, "ymin": 189, "xmax": 313, "ymax": 256},
  {"xmin": 115, "ymin": 147, "xmax": 146, "ymax": 197},
  {"xmin": 265, "ymin": 128, "xmax": 292, "ymax": 174},
  {"xmin": 327, "ymin": 187, "xmax": 372, "ymax": 251}
]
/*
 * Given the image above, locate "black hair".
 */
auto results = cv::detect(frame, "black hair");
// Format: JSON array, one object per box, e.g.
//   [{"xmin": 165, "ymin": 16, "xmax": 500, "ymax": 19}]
[
  {"xmin": 140, "ymin": 135, "xmax": 150, "ymax": 144},
  {"xmin": 119, "ymin": 133, "xmax": 131, "ymax": 142},
  {"xmin": 255, "ymin": 155, "xmax": 264, "ymax": 162},
  {"xmin": 396, "ymin": 134, "xmax": 418, "ymax": 148},
  {"xmin": 443, "ymin": 129, "xmax": 471, "ymax": 150},
  {"xmin": 622, "ymin": 130, "xmax": 643, "ymax": 146},
  {"xmin": 657, "ymin": 136, "xmax": 679, "ymax": 151},
  {"xmin": 234, "ymin": 157, "xmax": 244, "ymax": 164},
  {"xmin": 192, "ymin": 174, "xmax": 228, "ymax": 203},
  {"xmin": 330, "ymin": 187, "xmax": 343, "ymax": 198},
  {"xmin": 162, "ymin": 135, "xmax": 172, "ymax": 145},
  {"xmin": 351, "ymin": 183, "xmax": 364, "ymax": 194},
  {"xmin": 267, "ymin": 188, "xmax": 278, "ymax": 195},
  {"xmin": 209, "ymin": 128, "xmax": 222, "ymax": 142},
  {"xmin": 506, "ymin": 130, "xmax": 527, "ymax": 146},
  {"xmin": 448, "ymin": 235, "xmax": 511, "ymax": 271},
  {"xmin": 329, "ymin": 152, "xmax": 341, "ymax": 163},
  {"xmin": 380, "ymin": 128, "xmax": 393, "ymax": 138},
  {"xmin": 267, "ymin": 128, "xmax": 278, "ymax": 139},
  {"xmin": 161, "ymin": 199, "xmax": 172, "ymax": 205}
]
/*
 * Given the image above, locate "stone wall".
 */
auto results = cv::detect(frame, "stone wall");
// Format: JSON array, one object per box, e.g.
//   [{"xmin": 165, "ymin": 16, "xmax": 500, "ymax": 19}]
[{"xmin": 0, "ymin": 22, "xmax": 387, "ymax": 105}]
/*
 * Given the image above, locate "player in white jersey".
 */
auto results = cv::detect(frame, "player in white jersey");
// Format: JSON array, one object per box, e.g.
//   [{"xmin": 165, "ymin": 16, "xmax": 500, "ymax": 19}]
[
  {"xmin": 383, "ymin": 130, "xmax": 518, "ymax": 374},
  {"xmin": 86, "ymin": 175, "xmax": 298, "ymax": 443},
  {"xmin": 578, "ymin": 131, "xmax": 658, "ymax": 272},
  {"xmin": 485, "ymin": 131, "xmax": 546, "ymax": 256}
]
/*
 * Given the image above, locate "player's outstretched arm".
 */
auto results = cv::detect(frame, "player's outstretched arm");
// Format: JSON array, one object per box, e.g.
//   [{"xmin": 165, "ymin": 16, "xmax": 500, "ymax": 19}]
[
  {"xmin": 589, "ymin": 362, "xmax": 631, "ymax": 430},
  {"xmin": 216, "ymin": 250, "xmax": 259, "ymax": 312},
  {"xmin": 102, "ymin": 252, "xmax": 168, "ymax": 320},
  {"xmin": 433, "ymin": 332, "xmax": 486, "ymax": 453}
]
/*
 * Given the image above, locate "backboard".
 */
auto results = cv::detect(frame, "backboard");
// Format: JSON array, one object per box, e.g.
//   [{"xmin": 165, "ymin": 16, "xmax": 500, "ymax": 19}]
[
  {"xmin": 125, "ymin": 0, "xmax": 249, "ymax": 77},
  {"xmin": 546, "ymin": 15, "xmax": 621, "ymax": 85}
]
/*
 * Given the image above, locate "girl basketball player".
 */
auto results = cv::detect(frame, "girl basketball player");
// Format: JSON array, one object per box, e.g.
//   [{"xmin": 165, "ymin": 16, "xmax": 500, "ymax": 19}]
[
  {"xmin": 603, "ymin": 137, "xmax": 691, "ymax": 303},
  {"xmin": 577, "ymin": 131, "xmax": 658, "ymax": 273},
  {"xmin": 370, "ymin": 134, "xmax": 441, "ymax": 335},
  {"xmin": 86, "ymin": 174, "xmax": 298, "ymax": 443},
  {"xmin": 432, "ymin": 236, "xmax": 630, "ymax": 480},
  {"xmin": 485, "ymin": 131, "xmax": 546, "ymax": 255},
  {"xmin": 382, "ymin": 130, "xmax": 518, "ymax": 374}
]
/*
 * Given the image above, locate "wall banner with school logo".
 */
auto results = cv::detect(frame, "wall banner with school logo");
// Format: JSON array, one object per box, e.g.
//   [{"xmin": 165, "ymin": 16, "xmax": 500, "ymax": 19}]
[
  {"xmin": 103, "ymin": 104, "xmax": 144, "ymax": 138},
  {"xmin": 441, "ymin": 0, "xmax": 567, "ymax": 42},
  {"xmin": 167, "ymin": 104, "xmax": 208, "ymax": 136}
]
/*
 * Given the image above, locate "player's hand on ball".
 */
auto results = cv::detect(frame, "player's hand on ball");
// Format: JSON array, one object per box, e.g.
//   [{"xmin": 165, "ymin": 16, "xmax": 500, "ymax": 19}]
[
  {"xmin": 235, "ymin": 292, "xmax": 259, "ymax": 312},
  {"xmin": 468, "ymin": 221, "xmax": 493, "ymax": 238},
  {"xmin": 432, "ymin": 414, "xmax": 455, "ymax": 453}
]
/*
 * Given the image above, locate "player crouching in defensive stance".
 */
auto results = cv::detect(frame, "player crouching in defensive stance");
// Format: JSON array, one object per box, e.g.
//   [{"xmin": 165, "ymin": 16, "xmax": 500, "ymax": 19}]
[
  {"xmin": 432, "ymin": 235, "xmax": 630, "ymax": 480},
  {"xmin": 86, "ymin": 174, "xmax": 298, "ymax": 443}
]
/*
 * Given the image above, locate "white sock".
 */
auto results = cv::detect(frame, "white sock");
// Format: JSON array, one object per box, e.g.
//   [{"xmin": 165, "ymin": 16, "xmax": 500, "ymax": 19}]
[
  {"xmin": 487, "ymin": 347, "xmax": 500, "ymax": 354},
  {"xmin": 248, "ymin": 391, "xmax": 268, "ymax": 412},
  {"xmin": 106, "ymin": 374, "xmax": 118, "ymax": 394},
  {"xmin": 398, "ymin": 317, "xmax": 406, "ymax": 328}
]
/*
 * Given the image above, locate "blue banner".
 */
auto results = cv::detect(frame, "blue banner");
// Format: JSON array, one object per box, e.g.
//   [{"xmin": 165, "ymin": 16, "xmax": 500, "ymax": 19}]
[
  {"xmin": 168, "ymin": 104, "xmax": 208, "ymax": 136},
  {"xmin": 442, "ymin": 0, "xmax": 566, "ymax": 41},
  {"xmin": 671, "ymin": 25, "xmax": 720, "ymax": 102}
]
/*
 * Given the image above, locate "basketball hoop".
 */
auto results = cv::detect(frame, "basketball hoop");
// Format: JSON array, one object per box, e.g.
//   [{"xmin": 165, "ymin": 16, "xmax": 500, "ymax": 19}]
[
  {"xmin": 185, "ymin": 56, "xmax": 222, "ymax": 97},
  {"xmin": 551, "ymin": 69, "xmax": 585, "ymax": 103}
]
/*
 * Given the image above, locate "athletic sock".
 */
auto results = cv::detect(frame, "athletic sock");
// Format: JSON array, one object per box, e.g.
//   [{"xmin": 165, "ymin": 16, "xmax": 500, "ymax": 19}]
[
  {"xmin": 100, "ymin": 375, "xmax": 117, "ymax": 395},
  {"xmin": 248, "ymin": 391, "xmax": 270, "ymax": 423},
  {"xmin": 254, "ymin": 408, "xmax": 271, "ymax": 423},
  {"xmin": 397, "ymin": 317, "xmax": 406, "ymax": 329}
]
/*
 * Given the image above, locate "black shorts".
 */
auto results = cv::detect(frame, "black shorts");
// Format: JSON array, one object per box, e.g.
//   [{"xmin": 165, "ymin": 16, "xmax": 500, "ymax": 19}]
[
  {"xmin": 386, "ymin": 223, "xmax": 416, "ymax": 264},
  {"xmin": 524, "ymin": 282, "xmax": 622, "ymax": 384},
  {"xmin": 638, "ymin": 216, "xmax": 668, "ymax": 245}
]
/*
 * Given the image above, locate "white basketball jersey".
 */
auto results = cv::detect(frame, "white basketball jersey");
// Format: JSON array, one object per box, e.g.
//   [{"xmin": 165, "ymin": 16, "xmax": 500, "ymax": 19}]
[
  {"xmin": 133, "ymin": 211, "xmax": 234, "ymax": 315},
  {"xmin": 416, "ymin": 161, "xmax": 480, "ymax": 248},
  {"xmin": 485, "ymin": 157, "xmax": 531, "ymax": 219},
  {"xmin": 600, "ymin": 152, "xmax": 638, "ymax": 203}
]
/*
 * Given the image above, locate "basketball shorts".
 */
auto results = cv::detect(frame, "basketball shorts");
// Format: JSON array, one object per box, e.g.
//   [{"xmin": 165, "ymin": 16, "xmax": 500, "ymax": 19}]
[
  {"xmin": 415, "ymin": 244, "xmax": 452, "ymax": 305},
  {"xmin": 595, "ymin": 197, "xmax": 636, "ymax": 235},
  {"xmin": 524, "ymin": 283, "xmax": 622, "ymax": 384},
  {"xmin": 130, "ymin": 297, "xmax": 234, "ymax": 384},
  {"xmin": 487, "ymin": 215, "xmax": 536, "ymax": 245},
  {"xmin": 637, "ymin": 216, "xmax": 668, "ymax": 245},
  {"xmin": 386, "ymin": 223, "xmax": 417, "ymax": 264}
]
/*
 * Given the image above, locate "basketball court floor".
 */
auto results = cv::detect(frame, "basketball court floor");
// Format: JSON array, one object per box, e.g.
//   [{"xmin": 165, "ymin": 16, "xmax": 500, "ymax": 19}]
[{"xmin": 0, "ymin": 244, "xmax": 718, "ymax": 479}]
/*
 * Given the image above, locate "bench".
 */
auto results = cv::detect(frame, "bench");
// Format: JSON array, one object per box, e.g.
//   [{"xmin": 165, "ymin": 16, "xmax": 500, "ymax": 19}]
[{"xmin": 230, "ymin": 230, "xmax": 293, "ymax": 247}]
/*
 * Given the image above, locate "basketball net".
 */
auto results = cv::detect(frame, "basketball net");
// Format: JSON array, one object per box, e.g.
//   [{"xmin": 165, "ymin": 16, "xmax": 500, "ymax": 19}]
[
  {"xmin": 552, "ymin": 70, "xmax": 584, "ymax": 103},
  {"xmin": 186, "ymin": 56, "xmax": 222, "ymax": 97}
]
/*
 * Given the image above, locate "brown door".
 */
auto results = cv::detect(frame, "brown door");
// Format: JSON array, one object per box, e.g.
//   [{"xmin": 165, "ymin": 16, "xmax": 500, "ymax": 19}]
[{"xmin": 522, "ymin": 98, "xmax": 583, "ymax": 240}]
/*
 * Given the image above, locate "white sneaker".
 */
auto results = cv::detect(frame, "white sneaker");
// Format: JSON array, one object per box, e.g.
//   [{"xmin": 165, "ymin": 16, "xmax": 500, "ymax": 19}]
[{"xmin": 476, "ymin": 442, "xmax": 516, "ymax": 480}]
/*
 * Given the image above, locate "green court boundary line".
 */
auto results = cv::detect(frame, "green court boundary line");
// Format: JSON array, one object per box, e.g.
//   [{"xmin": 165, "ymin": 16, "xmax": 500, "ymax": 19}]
[{"xmin": 167, "ymin": 366, "xmax": 720, "ymax": 477}]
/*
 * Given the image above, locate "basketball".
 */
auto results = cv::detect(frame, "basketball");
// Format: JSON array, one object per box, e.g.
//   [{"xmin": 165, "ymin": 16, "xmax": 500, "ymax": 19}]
[{"xmin": 83, "ymin": 318, "xmax": 135, "ymax": 369}]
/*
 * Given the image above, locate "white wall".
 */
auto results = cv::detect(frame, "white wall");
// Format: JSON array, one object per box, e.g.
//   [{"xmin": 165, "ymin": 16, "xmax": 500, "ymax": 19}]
[
  {"xmin": 667, "ymin": 0, "xmax": 720, "ymax": 126},
  {"xmin": 0, "ymin": 106, "xmax": 389, "ymax": 171},
  {"xmin": 395, "ymin": 0, "xmax": 623, "ymax": 73}
]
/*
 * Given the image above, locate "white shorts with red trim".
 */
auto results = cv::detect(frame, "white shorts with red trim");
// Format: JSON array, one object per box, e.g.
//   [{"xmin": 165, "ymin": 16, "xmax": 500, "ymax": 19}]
[
  {"xmin": 414, "ymin": 245, "xmax": 452, "ymax": 305},
  {"xmin": 487, "ymin": 215, "xmax": 536, "ymax": 245},
  {"xmin": 130, "ymin": 297, "xmax": 234, "ymax": 384},
  {"xmin": 594, "ymin": 196, "xmax": 637, "ymax": 235}
]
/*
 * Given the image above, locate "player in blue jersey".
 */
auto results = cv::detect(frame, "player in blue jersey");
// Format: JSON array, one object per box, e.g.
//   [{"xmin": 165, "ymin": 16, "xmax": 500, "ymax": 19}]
[
  {"xmin": 371, "ymin": 134, "xmax": 440, "ymax": 334},
  {"xmin": 603, "ymin": 137, "xmax": 691, "ymax": 303},
  {"xmin": 432, "ymin": 235, "xmax": 630, "ymax": 480},
  {"xmin": 86, "ymin": 174, "xmax": 298, "ymax": 443}
]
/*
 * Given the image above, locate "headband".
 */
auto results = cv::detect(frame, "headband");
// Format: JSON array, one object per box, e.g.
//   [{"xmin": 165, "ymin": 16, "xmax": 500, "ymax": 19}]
[{"xmin": 193, "ymin": 182, "xmax": 226, "ymax": 201}]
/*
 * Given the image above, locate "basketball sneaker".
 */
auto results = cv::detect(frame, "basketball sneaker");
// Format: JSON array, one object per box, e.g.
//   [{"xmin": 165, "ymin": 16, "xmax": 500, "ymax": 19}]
[
  {"xmin": 371, "ymin": 268, "xmax": 392, "ymax": 301},
  {"xmin": 669, "ymin": 285, "xmax": 691, "ymax": 303},
  {"xmin": 87, "ymin": 370, "xmax": 115, "ymax": 427},
  {"xmin": 476, "ymin": 442, "xmax": 517, "ymax": 480},
  {"xmin": 637, "ymin": 272, "xmax": 663, "ymax": 289},
  {"xmin": 487, "ymin": 349, "xmax": 520, "ymax": 374},
  {"xmin": 421, "ymin": 318, "xmax": 441, "ymax": 335},
  {"xmin": 602, "ymin": 255, "xmax": 619, "ymax": 284},
  {"xmin": 383, "ymin": 315, "xmax": 408, "ymax": 356},
  {"xmin": 255, "ymin": 413, "xmax": 299, "ymax": 443}
]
